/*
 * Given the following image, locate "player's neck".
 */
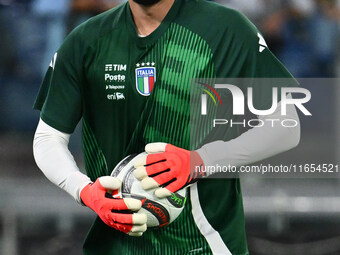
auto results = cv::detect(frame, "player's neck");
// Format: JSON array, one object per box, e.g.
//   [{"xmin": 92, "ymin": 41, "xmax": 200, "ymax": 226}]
[{"xmin": 129, "ymin": 0, "xmax": 175, "ymax": 36}]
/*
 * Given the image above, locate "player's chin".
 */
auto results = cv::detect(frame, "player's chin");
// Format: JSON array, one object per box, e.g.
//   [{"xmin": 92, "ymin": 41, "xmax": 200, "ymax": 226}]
[{"xmin": 132, "ymin": 0, "xmax": 162, "ymax": 6}]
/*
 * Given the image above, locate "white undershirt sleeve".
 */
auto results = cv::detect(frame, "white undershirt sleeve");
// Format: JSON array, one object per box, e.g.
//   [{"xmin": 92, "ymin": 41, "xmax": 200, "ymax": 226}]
[
  {"xmin": 33, "ymin": 119, "xmax": 92, "ymax": 204},
  {"xmin": 196, "ymin": 96, "xmax": 301, "ymax": 174}
]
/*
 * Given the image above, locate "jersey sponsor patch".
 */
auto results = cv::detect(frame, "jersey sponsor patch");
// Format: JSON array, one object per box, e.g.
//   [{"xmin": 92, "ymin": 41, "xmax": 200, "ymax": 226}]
[
  {"xmin": 107, "ymin": 92, "xmax": 125, "ymax": 100},
  {"xmin": 136, "ymin": 66, "xmax": 156, "ymax": 96}
]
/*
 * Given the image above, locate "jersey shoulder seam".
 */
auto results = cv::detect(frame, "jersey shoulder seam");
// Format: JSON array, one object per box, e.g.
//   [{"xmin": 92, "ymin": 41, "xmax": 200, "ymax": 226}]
[{"xmin": 75, "ymin": 3, "xmax": 127, "ymax": 52}]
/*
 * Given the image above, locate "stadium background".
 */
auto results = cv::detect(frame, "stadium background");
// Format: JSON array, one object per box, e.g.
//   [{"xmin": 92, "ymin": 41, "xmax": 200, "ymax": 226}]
[{"xmin": 0, "ymin": 0, "xmax": 339, "ymax": 254}]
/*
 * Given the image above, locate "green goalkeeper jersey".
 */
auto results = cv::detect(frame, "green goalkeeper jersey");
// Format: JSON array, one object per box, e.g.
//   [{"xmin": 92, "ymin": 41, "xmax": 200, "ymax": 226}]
[{"xmin": 34, "ymin": 0, "xmax": 296, "ymax": 254}]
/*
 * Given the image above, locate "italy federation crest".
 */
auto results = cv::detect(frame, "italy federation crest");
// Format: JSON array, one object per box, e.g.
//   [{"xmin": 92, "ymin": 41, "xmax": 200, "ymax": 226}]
[{"xmin": 136, "ymin": 67, "xmax": 156, "ymax": 96}]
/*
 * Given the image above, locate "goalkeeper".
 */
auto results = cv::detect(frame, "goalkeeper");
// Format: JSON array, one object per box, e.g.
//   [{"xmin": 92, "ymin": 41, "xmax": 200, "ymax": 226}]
[{"xmin": 33, "ymin": 0, "xmax": 300, "ymax": 254}]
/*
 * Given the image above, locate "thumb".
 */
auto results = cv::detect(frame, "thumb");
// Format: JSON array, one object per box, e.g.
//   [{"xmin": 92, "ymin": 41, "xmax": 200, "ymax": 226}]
[
  {"xmin": 98, "ymin": 176, "xmax": 122, "ymax": 191},
  {"xmin": 145, "ymin": 143, "xmax": 167, "ymax": 154}
]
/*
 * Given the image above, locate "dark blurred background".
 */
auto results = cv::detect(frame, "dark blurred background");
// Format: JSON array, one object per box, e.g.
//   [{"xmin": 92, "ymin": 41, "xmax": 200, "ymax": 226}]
[{"xmin": 0, "ymin": 0, "xmax": 339, "ymax": 254}]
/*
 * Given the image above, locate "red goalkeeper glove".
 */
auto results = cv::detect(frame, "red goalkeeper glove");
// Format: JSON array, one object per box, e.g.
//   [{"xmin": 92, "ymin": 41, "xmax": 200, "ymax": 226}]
[
  {"xmin": 80, "ymin": 176, "xmax": 147, "ymax": 236},
  {"xmin": 133, "ymin": 143, "xmax": 206, "ymax": 198}
]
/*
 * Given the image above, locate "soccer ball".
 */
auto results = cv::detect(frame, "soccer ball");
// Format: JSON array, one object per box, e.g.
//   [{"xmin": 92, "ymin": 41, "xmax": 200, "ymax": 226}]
[{"xmin": 111, "ymin": 153, "xmax": 187, "ymax": 228}]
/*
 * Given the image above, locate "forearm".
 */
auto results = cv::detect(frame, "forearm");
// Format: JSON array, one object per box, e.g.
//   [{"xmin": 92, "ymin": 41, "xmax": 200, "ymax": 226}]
[
  {"xmin": 197, "ymin": 99, "xmax": 301, "ymax": 172},
  {"xmin": 33, "ymin": 119, "xmax": 91, "ymax": 203}
]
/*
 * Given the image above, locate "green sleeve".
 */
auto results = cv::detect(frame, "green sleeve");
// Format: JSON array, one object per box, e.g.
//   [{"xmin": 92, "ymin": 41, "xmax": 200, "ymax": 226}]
[
  {"xmin": 33, "ymin": 26, "xmax": 85, "ymax": 133},
  {"xmin": 212, "ymin": 9, "xmax": 298, "ymax": 110}
]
